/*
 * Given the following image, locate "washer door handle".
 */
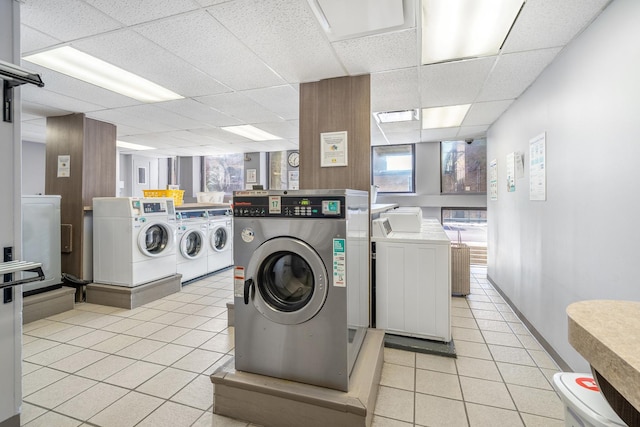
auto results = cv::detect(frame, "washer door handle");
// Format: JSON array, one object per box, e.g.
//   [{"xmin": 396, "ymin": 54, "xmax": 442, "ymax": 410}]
[{"xmin": 243, "ymin": 278, "xmax": 254, "ymax": 305}]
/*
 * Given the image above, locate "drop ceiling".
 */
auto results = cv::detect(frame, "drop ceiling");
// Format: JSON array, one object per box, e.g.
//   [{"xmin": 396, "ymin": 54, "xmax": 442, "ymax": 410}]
[{"xmin": 18, "ymin": 0, "xmax": 611, "ymax": 156}]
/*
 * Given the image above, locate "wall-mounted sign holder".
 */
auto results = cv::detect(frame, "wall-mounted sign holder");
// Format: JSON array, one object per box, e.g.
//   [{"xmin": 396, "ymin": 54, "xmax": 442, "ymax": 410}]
[{"xmin": 0, "ymin": 59, "xmax": 45, "ymax": 123}]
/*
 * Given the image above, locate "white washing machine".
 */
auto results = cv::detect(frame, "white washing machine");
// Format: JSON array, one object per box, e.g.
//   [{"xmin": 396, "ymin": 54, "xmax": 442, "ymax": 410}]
[
  {"xmin": 176, "ymin": 209, "xmax": 209, "ymax": 283},
  {"xmin": 207, "ymin": 208, "xmax": 233, "ymax": 274},
  {"xmin": 93, "ymin": 197, "xmax": 177, "ymax": 287},
  {"xmin": 21, "ymin": 195, "xmax": 62, "ymax": 293},
  {"xmin": 233, "ymin": 189, "xmax": 369, "ymax": 392}
]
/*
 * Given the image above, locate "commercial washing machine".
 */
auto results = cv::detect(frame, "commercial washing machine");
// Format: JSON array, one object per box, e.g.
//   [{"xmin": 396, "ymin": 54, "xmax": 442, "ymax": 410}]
[
  {"xmin": 93, "ymin": 197, "xmax": 177, "ymax": 287},
  {"xmin": 233, "ymin": 189, "xmax": 369, "ymax": 392},
  {"xmin": 175, "ymin": 209, "xmax": 209, "ymax": 283},
  {"xmin": 207, "ymin": 208, "xmax": 233, "ymax": 274}
]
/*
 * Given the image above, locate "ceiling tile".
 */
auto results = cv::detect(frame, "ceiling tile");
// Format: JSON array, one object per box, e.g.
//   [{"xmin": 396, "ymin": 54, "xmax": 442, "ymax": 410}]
[
  {"xmin": 73, "ymin": 30, "xmax": 230, "ymax": 98},
  {"xmin": 20, "ymin": 26, "xmax": 61, "ymax": 55},
  {"xmin": 155, "ymin": 99, "xmax": 241, "ymax": 127},
  {"xmin": 88, "ymin": 108, "xmax": 177, "ymax": 133},
  {"xmin": 208, "ymin": 0, "xmax": 346, "ymax": 83},
  {"xmin": 85, "ymin": 0, "xmax": 200, "ymax": 26},
  {"xmin": 113, "ymin": 104, "xmax": 208, "ymax": 130},
  {"xmin": 477, "ymin": 48, "xmax": 561, "ymax": 102},
  {"xmin": 21, "ymin": 87, "xmax": 104, "ymax": 113},
  {"xmin": 240, "ymin": 86, "xmax": 300, "ymax": 121},
  {"xmin": 253, "ymin": 120, "xmax": 299, "ymax": 140},
  {"xmin": 20, "ymin": 0, "xmax": 122, "ymax": 41},
  {"xmin": 134, "ymin": 11, "xmax": 285, "ymax": 91},
  {"xmin": 21, "ymin": 102, "xmax": 69, "ymax": 121},
  {"xmin": 382, "ymin": 130, "xmax": 421, "ymax": 145},
  {"xmin": 502, "ymin": 0, "xmax": 612, "ymax": 53},
  {"xmin": 420, "ymin": 57, "xmax": 496, "ymax": 108},
  {"xmin": 457, "ymin": 125, "xmax": 490, "ymax": 140},
  {"xmin": 462, "ymin": 100, "xmax": 515, "ymax": 127},
  {"xmin": 371, "ymin": 67, "xmax": 420, "ymax": 112},
  {"xmin": 333, "ymin": 29, "xmax": 418, "ymax": 75},
  {"xmin": 196, "ymin": 92, "xmax": 284, "ymax": 124},
  {"xmin": 421, "ymin": 128, "xmax": 462, "ymax": 143}
]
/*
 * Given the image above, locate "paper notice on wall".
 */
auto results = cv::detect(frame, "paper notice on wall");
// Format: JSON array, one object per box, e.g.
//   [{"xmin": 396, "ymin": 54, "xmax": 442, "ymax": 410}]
[
  {"xmin": 321, "ymin": 131, "xmax": 348, "ymax": 167},
  {"xmin": 506, "ymin": 152, "xmax": 515, "ymax": 192},
  {"xmin": 490, "ymin": 159, "xmax": 498, "ymax": 201},
  {"xmin": 57, "ymin": 155, "xmax": 70, "ymax": 177},
  {"xmin": 529, "ymin": 132, "xmax": 546, "ymax": 201}
]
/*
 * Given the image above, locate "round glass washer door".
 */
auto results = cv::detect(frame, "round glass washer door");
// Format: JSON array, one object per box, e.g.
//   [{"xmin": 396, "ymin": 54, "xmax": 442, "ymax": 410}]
[
  {"xmin": 180, "ymin": 229, "xmax": 206, "ymax": 259},
  {"xmin": 210, "ymin": 224, "xmax": 229, "ymax": 252},
  {"xmin": 138, "ymin": 221, "xmax": 174, "ymax": 257},
  {"xmin": 246, "ymin": 237, "xmax": 328, "ymax": 325}
]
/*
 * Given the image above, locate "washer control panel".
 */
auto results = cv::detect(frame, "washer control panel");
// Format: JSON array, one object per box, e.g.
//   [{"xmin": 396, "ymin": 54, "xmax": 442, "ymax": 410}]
[{"xmin": 233, "ymin": 196, "xmax": 345, "ymax": 218}]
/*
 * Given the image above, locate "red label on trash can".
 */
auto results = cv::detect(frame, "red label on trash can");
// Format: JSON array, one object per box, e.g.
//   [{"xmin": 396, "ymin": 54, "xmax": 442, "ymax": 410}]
[{"xmin": 575, "ymin": 377, "xmax": 599, "ymax": 392}]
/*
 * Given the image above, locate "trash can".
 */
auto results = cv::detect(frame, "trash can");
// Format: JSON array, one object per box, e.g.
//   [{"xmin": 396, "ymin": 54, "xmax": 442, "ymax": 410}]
[{"xmin": 552, "ymin": 372, "xmax": 627, "ymax": 427}]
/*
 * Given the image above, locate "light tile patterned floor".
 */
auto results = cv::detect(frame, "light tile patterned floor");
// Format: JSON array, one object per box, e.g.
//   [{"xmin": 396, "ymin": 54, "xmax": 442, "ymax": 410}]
[{"xmin": 20, "ymin": 266, "xmax": 566, "ymax": 426}]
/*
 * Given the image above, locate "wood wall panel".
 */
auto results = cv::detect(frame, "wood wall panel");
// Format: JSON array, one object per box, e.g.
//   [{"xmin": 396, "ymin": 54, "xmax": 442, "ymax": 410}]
[
  {"xmin": 45, "ymin": 113, "xmax": 116, "ymax": 278},
  {"xmin": 299, "ymin": 75, "xmax": 370, "ymax": 191},
  {"xmin": 82, "ymin": 117, "xmax": 116, "ymax": 206}
]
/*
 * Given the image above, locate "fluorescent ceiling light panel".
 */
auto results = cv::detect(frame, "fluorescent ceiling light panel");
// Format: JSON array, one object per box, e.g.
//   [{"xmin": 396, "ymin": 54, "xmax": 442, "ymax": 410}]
[
  {"xmin": 421, "ymin": 0, "xmax": 523, "ymax": 65},
  {"xmin": 116, "ymin": 141, "xmax": 156, "ymax": 151},
  {"xmin": 23, "ymin": 46, "xmax": 183, "ymax": 102},
  {"xmin": 221, "ymin": 125, "xmax": 282, "ymax": 141},
  {"xmin": 375, "ymin": 109, "xmax": 419, "ymax": 123},
  {"xmin": 422, "ymin": 104, "xmax": 470, "ymax": 129}
]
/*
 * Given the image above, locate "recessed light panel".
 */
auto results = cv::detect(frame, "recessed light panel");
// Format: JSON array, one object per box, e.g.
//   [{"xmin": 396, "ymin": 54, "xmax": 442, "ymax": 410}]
[
  {"xmin": 421, "ymin": 0, "xmax": 524, "ymax": 65},
  {"xmin": 24, "ymin": 46, "xmax": 183, "ymax": 102},
  {"xmin": 116, "ymin": 141, "xmax": 156, "ymax": 151},
  {"xmin": 221, "ymin": 125, "xmax": 282, "ymax": 141},
  {"xmin": 422, "ymin": 104, "xmax": 470, "ymax": 129}
]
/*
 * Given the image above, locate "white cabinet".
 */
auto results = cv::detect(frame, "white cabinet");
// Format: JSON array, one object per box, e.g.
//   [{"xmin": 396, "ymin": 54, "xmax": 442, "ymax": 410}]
[{"xmin": 374, "ymin": 232, "xmax": 451, "ymax": 342}]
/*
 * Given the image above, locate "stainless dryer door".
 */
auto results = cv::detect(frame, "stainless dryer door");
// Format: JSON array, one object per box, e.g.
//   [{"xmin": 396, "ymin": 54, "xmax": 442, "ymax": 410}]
[
  {"xmin": 245, "ymin": 237, "xmax": 328, "ymax": 325},
  {"xmin": 138, "ymin": 221, "xmax": 173, "ymax": 257}
]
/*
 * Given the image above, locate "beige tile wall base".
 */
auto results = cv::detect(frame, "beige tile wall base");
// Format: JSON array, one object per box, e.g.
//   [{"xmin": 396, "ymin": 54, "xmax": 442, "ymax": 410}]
[
  {"xmin": 210, "ymin": 329, "xmax": 384, "ymax": 427},
  {"xmin": 86, "ymin": 274, "xmax": 182, "ymax": 309},
  {"xmin": 23, "ymin": 286, "xmax": 76, "ymax": 324}
]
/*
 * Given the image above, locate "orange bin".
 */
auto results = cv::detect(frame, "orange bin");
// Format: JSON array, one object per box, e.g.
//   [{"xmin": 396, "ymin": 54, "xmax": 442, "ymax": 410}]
[{"xmin": 142, "ymin": 189, "xmax": 185, "ymax": 206}]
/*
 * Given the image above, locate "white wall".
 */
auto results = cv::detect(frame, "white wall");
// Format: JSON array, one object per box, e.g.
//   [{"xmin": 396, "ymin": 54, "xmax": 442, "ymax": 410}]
[
  {"xmin": 487, "ymin": 0, "xmax": 640, "ymax": 372},
  {"xmin": 0, "ymin": 0, "xmax": 23, "ymax": 424},
  {"xmin": 21, "ymin": 141, "xmax": 45, "ymax": 195}
]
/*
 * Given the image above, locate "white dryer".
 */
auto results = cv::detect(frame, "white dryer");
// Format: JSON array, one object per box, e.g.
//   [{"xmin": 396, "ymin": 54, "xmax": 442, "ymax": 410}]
[
  {"xmin": 207, "ymin": 208, "xmax": 233, "ymax": 274},
  {"xmin": 176, "ymin": 209, "xmax": 209, "ymax": 283},
  {"xmin": 93, "ymin": 197, "xmax": 177, "ymax": 287}
]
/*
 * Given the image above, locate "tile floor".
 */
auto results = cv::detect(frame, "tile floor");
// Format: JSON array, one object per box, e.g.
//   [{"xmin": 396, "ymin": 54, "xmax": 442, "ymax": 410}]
[{"xmin": 20, "ymin": 266, "xmax": 566, "ymax": 427}]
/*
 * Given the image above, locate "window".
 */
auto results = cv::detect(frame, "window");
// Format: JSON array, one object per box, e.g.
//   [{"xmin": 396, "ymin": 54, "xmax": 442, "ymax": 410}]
[
  {"xmin": 441, "ymin": 139, "xmax": 487, "ymax": 194},
  {"xmin": 203, "ymin": 154, "xmax": 244, "ymax": 196},
  {"xmin": 372, "ymin": 144, "xmax": 415, "ymax": 193},
  {"xmin": 442, "ymin": 208, "xmax": 487, "ymax": 265},
  {"xmin": 269, "ymin": 151, "xmax": 288, "ymax": 190}
]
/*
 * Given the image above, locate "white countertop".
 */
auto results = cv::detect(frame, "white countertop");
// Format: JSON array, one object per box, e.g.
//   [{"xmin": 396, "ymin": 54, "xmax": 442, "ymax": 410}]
[{"xmin": 371, "ymin": 203, "xmax": 398, "ymax": 214}]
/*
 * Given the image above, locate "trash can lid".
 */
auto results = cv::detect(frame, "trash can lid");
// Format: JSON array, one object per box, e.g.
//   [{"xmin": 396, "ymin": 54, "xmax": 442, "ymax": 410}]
[{"xmin": 552, "ymin": 373, "xmax": 626, "ymax": 426}]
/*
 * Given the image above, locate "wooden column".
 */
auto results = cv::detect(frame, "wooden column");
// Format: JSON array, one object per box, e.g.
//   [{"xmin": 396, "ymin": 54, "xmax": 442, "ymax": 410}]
[
  {"xmin": 45, "ymin": 113, "xmax": 116, "ymax": 279},
  {"xmin": 299, "ymin": 75, "xmax": 371, "ymax": 191}
]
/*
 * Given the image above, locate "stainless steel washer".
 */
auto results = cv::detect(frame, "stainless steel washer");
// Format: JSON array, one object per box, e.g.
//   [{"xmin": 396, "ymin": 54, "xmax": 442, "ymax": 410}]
[{"xmin": 233, "ymin": 189, "xmax": 369, "ymax": 392}]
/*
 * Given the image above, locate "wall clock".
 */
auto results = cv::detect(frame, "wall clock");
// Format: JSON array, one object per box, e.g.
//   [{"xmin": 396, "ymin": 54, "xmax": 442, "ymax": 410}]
[{"xmin": 288, "ymin": 151, "xmax": 299, "ymax": 167}]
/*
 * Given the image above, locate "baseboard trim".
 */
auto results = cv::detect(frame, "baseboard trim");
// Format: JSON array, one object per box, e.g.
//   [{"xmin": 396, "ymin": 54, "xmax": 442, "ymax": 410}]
[
  {"xmin": 0, "ymin": 414, "xmax": 19, "ymax": 427},
  {"xmin": 487, "ymin": 273, "xmax": 572, "ymax": 372}
]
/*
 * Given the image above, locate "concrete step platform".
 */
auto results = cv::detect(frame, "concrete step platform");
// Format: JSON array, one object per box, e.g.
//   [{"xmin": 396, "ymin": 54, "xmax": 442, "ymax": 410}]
[{"xmin": 210, "ymin": 328, "xmax": 385, "ymax": 427}]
